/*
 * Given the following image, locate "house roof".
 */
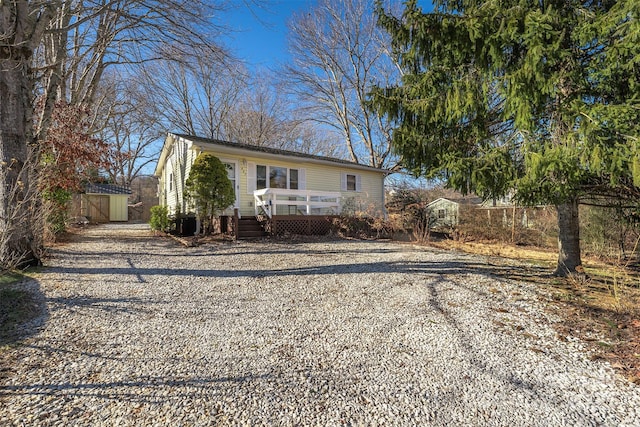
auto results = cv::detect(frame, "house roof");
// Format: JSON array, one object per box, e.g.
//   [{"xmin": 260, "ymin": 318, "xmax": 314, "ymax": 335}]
[
  {"xmin": 85, "ymin": 183, "xmax": 132, "ymax": 195},
  {"xmin": 154, "ymin": 133, "xmax": 391, "ymax": 176}
]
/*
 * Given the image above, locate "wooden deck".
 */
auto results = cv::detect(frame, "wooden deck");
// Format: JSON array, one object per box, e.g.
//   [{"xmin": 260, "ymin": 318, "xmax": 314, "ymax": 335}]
[{"xmin": 231, "ymin": 210, "xmax": 335, "ymax": 238}]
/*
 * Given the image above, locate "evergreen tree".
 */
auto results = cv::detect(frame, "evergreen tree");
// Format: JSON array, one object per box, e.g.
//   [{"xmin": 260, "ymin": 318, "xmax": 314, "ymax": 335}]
[
  {"xmin": 372, "ymin": 0, "xmax": 640, "ymax": 276},
  {"xmin": 185, "ymin": 154, "xmax": 235, "ymax": 234}
]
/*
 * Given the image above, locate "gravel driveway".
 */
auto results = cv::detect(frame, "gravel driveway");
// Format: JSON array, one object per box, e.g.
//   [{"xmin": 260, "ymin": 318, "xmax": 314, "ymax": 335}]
[{"xmin": 1, "ymin": 223, "xmax": 639, "ymax": 426}]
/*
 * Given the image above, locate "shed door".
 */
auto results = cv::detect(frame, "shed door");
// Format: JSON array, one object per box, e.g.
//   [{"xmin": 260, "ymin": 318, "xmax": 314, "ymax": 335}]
[{"xmin": 86, "ymin": 195, "xmax": 110, "ymax": 223}]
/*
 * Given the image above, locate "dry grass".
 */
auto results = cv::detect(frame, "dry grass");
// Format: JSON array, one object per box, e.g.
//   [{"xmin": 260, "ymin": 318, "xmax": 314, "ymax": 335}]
[
  {"xmin": 425, "ymin": 238, "xmax": 640, "ymax": 384},
  {"xmin": 0, "ymin": 272, "xmax": 40, "ymax": 346}
]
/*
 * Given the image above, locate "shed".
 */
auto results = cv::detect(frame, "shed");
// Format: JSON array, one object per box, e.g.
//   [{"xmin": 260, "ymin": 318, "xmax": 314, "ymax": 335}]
[
  {"xmin": 82, "ymin": 183, "xmax": 132, "ymax": 222},
  {"xmin": 426, "ymin": 196, "xmax": 483, "ymax": 230},
  {"xmin": 427, "ymin": 198, "xmax": 460, "ymax": 230}
]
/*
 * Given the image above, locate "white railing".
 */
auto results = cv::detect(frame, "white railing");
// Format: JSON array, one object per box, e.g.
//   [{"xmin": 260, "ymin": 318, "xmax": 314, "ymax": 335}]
[{"xmin": 254, "ymin": 188, "xmax": 341, "ymax": 218}]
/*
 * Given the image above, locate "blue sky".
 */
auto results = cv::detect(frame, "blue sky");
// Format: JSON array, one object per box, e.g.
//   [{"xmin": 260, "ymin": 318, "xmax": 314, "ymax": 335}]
[
  {"xmin": 223, "ymin": 1, "xmax": 434, "ymax": 70},
  {"xmin": 223, "ymin": 1, "xmax": 316, "ymax": 69}
]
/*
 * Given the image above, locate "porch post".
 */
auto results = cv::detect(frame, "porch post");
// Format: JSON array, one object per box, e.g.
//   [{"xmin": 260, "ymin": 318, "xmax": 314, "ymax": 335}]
[{"xmin": 233, "ymin": 208, "xmax": 239, "ymax": 240}]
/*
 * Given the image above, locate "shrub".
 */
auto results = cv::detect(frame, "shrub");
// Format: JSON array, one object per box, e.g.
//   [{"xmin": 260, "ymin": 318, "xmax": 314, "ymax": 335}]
[
  {"xmin": 149, "ymin": 205, "xmax": 169, "ymax": 232},
  {"xmin": 42, "ymin": 188, "xmax": 72, "ymax": 238},
  {"xmin": 185, "ymin": 154, "xmax": 235, "ymax": 234}
]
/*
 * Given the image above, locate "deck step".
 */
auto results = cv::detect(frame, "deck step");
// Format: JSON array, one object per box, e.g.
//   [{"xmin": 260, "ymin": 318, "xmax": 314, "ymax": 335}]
[{"xmin": 236, "ymin": 217, "xmax": 267, "ymax": 239}]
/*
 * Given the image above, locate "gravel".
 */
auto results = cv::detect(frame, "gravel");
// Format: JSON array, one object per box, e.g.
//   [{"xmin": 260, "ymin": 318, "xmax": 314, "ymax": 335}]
[{"xmin": 1, "ymin": 223, "xmax": 639, "ymax": 426}]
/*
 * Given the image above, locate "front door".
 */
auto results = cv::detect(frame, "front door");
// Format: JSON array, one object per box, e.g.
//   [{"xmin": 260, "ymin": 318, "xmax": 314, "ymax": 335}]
[{"xmin": 222, "ymin": 160, "xmax": 239, "ymax": 214}]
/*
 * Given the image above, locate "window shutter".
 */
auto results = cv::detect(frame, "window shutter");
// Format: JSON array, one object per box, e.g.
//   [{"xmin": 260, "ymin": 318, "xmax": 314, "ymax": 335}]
[
  {"xmin": 247, "ymin": 162, "xmax": 256, "ymax": 193},
  {"xmin": 341, "ymin": 173, "xmax": 347, "ymax": 191},
  {"xmin": 299, "ymin": 168, "xmax": 306, "ymax": 190},
  {"xmin": 355, "ymin": 174, "xmax": 362, "ymax": 192}
]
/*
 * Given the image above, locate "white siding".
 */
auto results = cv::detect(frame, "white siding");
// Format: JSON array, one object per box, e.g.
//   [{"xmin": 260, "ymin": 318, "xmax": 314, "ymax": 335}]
[
  {"xmin": 427, "ymin": 198, "xmax": 459, "ymax": 228},
  {"xmin": 162, "ymin": 141, "xmax": 386, "ymax": 218},
  {"xmin": 162, "ymin": 136, "xmax": 196, "ymax": 216}
]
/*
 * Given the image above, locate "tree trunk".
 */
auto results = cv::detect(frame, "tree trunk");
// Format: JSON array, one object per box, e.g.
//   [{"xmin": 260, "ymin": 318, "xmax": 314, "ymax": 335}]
[
  {"xmin": 0, "ymin": 55, "xmax": 39, "ymax": 269},
  {"xmin": 554, "ymin": 200, "xmax": 582, "ymax": 277}
]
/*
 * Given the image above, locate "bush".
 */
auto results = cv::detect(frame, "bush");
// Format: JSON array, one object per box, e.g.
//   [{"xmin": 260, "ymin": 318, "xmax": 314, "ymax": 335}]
[
  {"xmin": 331, "ymin": 215, "xmax": 395, "ymax": 239},
  {"xmin": 185, "ymin": 154, "xmax": 235, "ymax": 235},
  {"xmin": 42, "ymin": 188, "xmax": 72, "ymax": 238},
  {"xmin": 581, "ymin": 204, "xmax": 640, "ymax": 259},
  {"xmin": 455, "ymin": 205, "xmax": 556, "ymax": 247},
  {"xmin": 149, "ymin": 205, "xmax": 170, "ymax": 232}
]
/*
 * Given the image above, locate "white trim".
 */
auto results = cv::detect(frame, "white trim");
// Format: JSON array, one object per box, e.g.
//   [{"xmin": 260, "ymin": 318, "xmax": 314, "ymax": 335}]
[
  {"xmin": 219, "ymin": 158, "xmax": 239, "ymax": 209},
  {"xmin": 247, "ymin": 162, "xmax": 256, "ymax": 194},
  {"xmin": 298, "ymin": 168, "xmax": 306, "ymax": 190},
  {"xmin": 341, "ymin": 172, "xmax": 361, "ymax": 192},
  {"xmin": 254, "ymin": 188, "xmax": 341, "ymax": 218}
]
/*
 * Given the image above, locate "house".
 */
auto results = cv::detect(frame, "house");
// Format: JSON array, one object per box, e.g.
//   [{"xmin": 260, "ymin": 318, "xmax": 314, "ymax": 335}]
[
  {"xmin": 153, "ymin": 133, "xmax": 389, "ymax": 237},
  {"xmin": 80, "ymin": 183, "xmax": 132, "ymax": 222}
]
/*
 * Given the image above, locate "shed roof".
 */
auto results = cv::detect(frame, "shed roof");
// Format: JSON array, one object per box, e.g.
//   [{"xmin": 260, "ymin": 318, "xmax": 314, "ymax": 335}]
[
  {"xmin": 85, "ymin": 183, "xmax": 132, "ymax": 195},
  {"xmin": 426, "ymin": 196, "xmax": 483, "ymax": 208}
]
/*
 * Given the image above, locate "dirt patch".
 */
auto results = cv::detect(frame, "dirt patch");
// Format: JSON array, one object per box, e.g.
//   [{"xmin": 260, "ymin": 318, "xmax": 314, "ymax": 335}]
[{"xmin": 542, "ymin": 281, "xmax": 640, "ymax": 385}]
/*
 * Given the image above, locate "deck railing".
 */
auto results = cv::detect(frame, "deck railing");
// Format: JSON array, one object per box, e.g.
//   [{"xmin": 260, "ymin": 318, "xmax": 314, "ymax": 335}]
[{"xmin": 254, "ymin": 188, "xmax": 341, "ymax": 218}]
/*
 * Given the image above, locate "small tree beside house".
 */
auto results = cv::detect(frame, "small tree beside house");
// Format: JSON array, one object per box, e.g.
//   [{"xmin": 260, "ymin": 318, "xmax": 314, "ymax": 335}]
[{"xmin": 184, "ymin": 154, "xmax": 235, "ymax": 235}]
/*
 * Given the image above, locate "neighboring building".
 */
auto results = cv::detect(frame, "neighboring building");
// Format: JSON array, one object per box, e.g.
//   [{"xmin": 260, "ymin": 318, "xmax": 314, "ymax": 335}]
[
  {"xmin": 80, "ymin": 183, "xmax": 132, "ymax": 222},
  {"xmin": 153, "ymin": 133, "xmax": 389, "ymax": 236},
  {"xmin": 426, "ymin": 196, "xmax": 483, "ymax": 230}
]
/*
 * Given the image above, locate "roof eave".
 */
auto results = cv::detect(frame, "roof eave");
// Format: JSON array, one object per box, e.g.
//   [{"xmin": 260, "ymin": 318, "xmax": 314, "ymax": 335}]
[{"xmin": 190, "ymin": 140, "xmax": 389, "ymax": 174}]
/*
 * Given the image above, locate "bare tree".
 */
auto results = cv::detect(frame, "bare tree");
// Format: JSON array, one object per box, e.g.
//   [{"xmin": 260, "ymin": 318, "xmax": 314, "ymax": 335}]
[
  {"xmin": 1, "ymin": 1, "xmax": 57, "ymax": 268},
  {"xmin": 224, "ymin": 71, "xmax": 285, "ymax": 147},
  {"xmin": 284, "ymin": 0, "xmax": 401, "ymax": 170},
  {"xmin": 223, "ymin": 69, "xmax": 346, "ymax": 157},
  {"xmin": 1, "ymin": 0, "xmax": 231, "ymax": 268},
  {"xmin": 281, "ymin": 120, "xmax": 346, "ymax": 159},
  {"xmin": 95, "ymin": 71, "xmax": 164, "ymax": 186},
  {"xmin": 136, "ymin": 45, "xmax": 247, "ymax": 140},
  {"xmin": 141, "ymin": 57, "xmax": 345, "ymax": 158}
]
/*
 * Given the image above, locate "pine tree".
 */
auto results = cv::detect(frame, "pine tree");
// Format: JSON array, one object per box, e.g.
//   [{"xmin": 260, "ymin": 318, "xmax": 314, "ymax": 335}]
[
  {"xmin": 185, "ymin": 154, "xmax": 235, "ymax": 235},
  {"xmin": 372, "ymin": 0, "xmax": 640, "ymax": 276}
]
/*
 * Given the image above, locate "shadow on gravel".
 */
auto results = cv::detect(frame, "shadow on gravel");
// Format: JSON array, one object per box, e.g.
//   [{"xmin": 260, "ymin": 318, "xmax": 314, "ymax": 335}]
[
  {"xmin": 44, "ymin": 259, "xmax": 549, "ymax": 284},
  {"xmin": 0, "ymin": 277, "xmax": 49, "ymax": 388},
  {"xmin": 46, "ymin": 295, "xmax": 157, "ymax": 316},
  {"xmin": 0, "ymin": 278, "xmax": 48, "ymax": 347},
  {"xmin": 47, "ymin": 240, "xmax": 399, "ymax": 260},
  {"xmin": 0, "ymin": 374, "xmax": 271, "ymax": 402},
  {"xmin": 423, "ymin": 275, "xmax": 559, "ymax": 414}
]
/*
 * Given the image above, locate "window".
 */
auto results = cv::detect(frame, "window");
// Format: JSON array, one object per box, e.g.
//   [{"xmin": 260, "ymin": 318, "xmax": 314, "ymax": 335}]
[
  {"xmin": 254, "ymin": 165, "xmax": 304, "ymax": 190},
  {"xmin": 341, "ymin": 173, "xmax": 361, "ymax": 192},
  {"xmin": 257, "ymin": 165, "xmax": 267, "ymax": 189},
  {"xmin": 289, "ymin": 169, "xmax": 299, "ymax": 190},
  {"xmin": 169, "ymin": 173, "xmax": 173, "ymax": 192},
  {"xmin": 346, "ymin": 174, "xmax": 357, "ymax": 191},
  {"xmin": 438, "ymin": 209, "xmax": 446, "ymax": 219},
  {"xmin": 269, "ymin": 166, "xmax": 287, "ymax": 188}
]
